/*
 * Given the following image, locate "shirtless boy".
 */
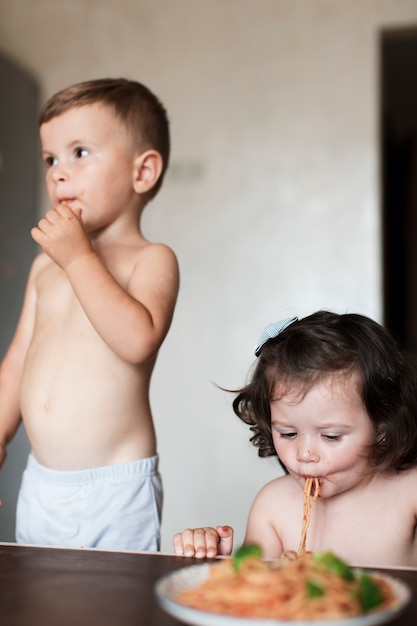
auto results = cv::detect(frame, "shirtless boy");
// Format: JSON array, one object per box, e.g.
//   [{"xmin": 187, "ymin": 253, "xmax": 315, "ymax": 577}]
[{"xmin": 0, "ymin": 78, "xmax": 179, "ymax": 551}]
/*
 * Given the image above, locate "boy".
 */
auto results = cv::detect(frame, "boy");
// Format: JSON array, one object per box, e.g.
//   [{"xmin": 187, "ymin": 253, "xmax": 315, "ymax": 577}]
[{"xmin": 0, "ymin": 78, "xmax": 179, "ymax": 551}]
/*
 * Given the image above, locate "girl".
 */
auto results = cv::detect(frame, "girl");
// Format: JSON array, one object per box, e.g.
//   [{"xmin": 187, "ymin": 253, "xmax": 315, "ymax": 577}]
[{"xmin": 173, "ymin": 311, "xmax": 417, "ymax": 567}]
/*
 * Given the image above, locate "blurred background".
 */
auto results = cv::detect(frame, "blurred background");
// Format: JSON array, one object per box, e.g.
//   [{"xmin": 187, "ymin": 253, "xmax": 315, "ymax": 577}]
[{"xmin": 0, "ymin": 0, "xmax": 417, "ymax": 552}]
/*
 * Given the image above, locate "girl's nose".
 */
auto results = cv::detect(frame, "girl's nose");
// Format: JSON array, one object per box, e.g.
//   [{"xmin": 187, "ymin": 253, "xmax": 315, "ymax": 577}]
[{"xmin": 296, "ymin": 446, "xmax": 319, "ymax": 463}]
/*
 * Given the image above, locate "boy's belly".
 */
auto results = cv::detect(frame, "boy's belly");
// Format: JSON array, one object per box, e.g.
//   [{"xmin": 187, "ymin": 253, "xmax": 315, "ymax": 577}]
[{"xmin": 19, "ymin": 333, "xmax": 156, "ymax": 470}]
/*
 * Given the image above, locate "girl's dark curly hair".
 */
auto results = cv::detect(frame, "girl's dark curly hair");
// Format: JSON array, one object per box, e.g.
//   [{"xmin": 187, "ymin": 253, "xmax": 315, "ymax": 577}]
[{"xmin": 233, "ymin": 311, "xmax": 417, "ymax": 472}]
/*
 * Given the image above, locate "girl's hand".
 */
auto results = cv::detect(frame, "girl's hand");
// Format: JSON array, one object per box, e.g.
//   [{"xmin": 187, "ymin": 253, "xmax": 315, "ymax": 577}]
[{"xmin": 173, "ymin": 525, "xmax": 234, "ymax": 558}]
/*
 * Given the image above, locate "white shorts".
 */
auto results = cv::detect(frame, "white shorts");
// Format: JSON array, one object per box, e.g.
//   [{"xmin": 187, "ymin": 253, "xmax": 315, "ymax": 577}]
[{"xmin": 16, "ymin": 453, "xmax": 162, "ymax": 551}]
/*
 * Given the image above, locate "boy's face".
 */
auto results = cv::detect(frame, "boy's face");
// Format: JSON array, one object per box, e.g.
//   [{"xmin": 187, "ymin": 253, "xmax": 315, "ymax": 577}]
[
  {"xmin": 40, "ymin": 104, "xmax": 139, "ymax": 232},
  {"xmin": 270, "ymin": 374, "xmax": 376, "ymax": 499}
]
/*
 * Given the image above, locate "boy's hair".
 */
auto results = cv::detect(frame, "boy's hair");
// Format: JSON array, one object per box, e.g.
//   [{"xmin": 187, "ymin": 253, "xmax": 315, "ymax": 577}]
[
  {"xmin": 233, "ymin": 310, "xmax": 417, "ymax": 472},
  {"xmin": 39, "ymin": 78, "xmax": 170, "ymax": 200}
]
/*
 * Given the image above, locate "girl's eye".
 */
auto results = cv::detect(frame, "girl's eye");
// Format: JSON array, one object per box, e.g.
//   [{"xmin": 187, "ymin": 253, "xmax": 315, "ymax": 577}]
[
  {"xmin": 75, "ymin": 147, "xmax": 89, "ymax": 158},
  {"xmin": 322, "ymin": 434, "xmax": 341, "ymax": 442},
  {"xmin": 280, "ymin": 432, "xmax": 297, "ymax": 439}
]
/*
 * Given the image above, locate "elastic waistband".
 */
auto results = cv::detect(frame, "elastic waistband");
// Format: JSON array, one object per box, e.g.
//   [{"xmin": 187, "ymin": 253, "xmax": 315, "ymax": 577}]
[{"xmin": 26, "ymin": 453, "xmax": 159, "ymax": 485}]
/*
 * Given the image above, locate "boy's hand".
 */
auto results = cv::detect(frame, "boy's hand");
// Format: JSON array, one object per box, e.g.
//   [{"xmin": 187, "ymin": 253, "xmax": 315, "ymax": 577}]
[
  {"xmin": 31, "ymin": 204, "xmax": 93, "ymax": 270},
  {"xmin": 173, "ymin": 525, "xmax": 234, "ymax": 559}
]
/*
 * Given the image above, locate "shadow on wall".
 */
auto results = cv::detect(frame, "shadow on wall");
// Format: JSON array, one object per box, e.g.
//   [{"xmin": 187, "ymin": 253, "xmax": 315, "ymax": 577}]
[{"xmin": 0, "ymin": 51, "xmax": 39, "ymax": 542}]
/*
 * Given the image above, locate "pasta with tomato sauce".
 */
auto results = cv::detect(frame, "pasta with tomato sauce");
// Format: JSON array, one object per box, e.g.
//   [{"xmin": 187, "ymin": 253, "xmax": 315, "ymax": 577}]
[{"xmin": 176, "ymin": 551, "xmax": 395, "ymax": 620}]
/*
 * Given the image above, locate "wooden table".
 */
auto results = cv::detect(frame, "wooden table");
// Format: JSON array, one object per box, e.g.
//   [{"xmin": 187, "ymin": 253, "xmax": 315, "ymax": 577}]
[{"xmin": 0, "ymin": 543, "xmax": 416, "ymax": 625}]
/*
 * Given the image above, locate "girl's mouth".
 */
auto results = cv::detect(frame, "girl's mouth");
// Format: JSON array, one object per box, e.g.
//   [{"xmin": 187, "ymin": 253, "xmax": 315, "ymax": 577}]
[
  {"xmin": 312, "ymin": 477, "xmax": 321, "ymax": 498},
  {"xmin": 302, "ymin": 475, "xmax": 322, "ymax": 497}
]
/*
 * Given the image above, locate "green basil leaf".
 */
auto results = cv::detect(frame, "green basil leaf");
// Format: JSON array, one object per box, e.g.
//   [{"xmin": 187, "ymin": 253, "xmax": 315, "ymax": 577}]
[
  {"xmin": 307, "ymin": 579, "xmax": 325, "ymax": 598},
  {"xmin": 233, "ymin": 543, "xmax": 263, "ymax": 572},
  {"xmin": 356, "ymin": 573, "xmax": 383, "ymax": 611},
  {"xmin": 313, "ymin": 551, "xmax": 354, "ymax": 581}
]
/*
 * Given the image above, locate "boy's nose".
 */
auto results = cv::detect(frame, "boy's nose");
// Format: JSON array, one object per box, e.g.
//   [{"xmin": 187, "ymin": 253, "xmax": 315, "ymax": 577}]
[{"xmin": 51, "ymin": 163, "xmax": 69, "ymax": 183}]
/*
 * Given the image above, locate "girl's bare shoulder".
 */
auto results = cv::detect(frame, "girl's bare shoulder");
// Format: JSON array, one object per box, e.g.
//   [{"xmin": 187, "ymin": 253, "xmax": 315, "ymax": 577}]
[
  {"xmin": 372, "ymin": 467, "xmax": 417, "ymax": 503},
  {"xmin": 380, "ymin": 466, "xmax": 417, "ymax": 485},
  {"xmin": 372, "ymin": 468, "xmax": 417, "ymax": 523},
  {"xmin": 255, "ymin": 473, "xmax": 300, "ymax": 502}
]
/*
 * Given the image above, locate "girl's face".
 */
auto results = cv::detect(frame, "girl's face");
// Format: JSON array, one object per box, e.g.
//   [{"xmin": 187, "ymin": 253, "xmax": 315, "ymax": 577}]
[{"xmin": 270, "ymin": 374, "xmax": 376, "ymax": 498}]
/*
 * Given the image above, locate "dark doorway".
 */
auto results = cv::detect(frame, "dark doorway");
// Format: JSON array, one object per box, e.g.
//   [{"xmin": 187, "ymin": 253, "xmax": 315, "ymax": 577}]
[
  {"xmin": 0, "ymin": 52, "xmax": 38, "ymax": 541},
  {"xmin": 381, "ymin": 27, "xmax": 417, "ymax": 355}
]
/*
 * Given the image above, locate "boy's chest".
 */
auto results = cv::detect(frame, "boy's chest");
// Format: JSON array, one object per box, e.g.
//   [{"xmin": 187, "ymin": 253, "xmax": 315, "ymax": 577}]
[
  {"xmin": 32, "ymin": 264, "xmax": 97, "ymax": 348},
  {"xmin": 35, "ymin": 263, "xmax": 81, "ymax": 320}
]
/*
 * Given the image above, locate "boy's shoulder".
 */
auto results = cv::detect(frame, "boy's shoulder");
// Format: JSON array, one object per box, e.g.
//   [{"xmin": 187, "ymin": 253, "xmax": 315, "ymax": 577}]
[
  {"xmin": 102, "ymin": 236, "xmax": 178, "ymax": 278},
  {"xmin": 137, "ymin": 240, "xmax": 177, "ymax": 258},
  {"xmin": 125, "ymin": 240, "xmax": 179, "ymax": 308},
  {"xmin": 133, "ymin": 240, "xmax": 179, "ymax": 273}
]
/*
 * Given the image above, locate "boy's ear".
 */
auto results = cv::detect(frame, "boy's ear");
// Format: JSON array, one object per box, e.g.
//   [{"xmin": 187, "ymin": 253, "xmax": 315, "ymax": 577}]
[{"xmin": 132, "ymin": 150, "xmax": 163, "ymax": 194}]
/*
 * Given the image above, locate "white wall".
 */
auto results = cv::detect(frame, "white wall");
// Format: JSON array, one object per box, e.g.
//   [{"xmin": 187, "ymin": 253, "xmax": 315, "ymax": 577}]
[{"xmin": 1, "ymin": 0, "xmax": 416, "ymax": 552}]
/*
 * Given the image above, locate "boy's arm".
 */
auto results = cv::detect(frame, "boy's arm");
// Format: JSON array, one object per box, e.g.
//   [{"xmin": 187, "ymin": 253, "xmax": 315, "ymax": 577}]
[
  {"xmin": 65, "ymin": 243, "xmax": 179, "ymax": 364},
  {"xmin": 0, "ymin": 347, "xmax": 24, "ymax": 467},
  {"xmin": 0, "ymin": 258, "xmax": 39, "ymax": 465},
  {"xmin": 31, "ymin": 204, "xmax": 179, "ymax": 364}
]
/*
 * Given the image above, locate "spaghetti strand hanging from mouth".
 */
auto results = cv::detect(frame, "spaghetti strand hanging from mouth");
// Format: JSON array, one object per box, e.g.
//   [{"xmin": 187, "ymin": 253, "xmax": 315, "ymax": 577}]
[{"xmin": 297, "ymin": 476, "xmax": 320, "ymax": 556}]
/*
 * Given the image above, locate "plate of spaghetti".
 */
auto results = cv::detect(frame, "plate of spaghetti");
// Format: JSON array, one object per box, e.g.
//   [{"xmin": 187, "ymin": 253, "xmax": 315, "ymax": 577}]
[
  {"xmin": 156, "ymin": 479, "xmax": 410, "ymax": 624},
  {"xmin": 155, "ymin": 553, "xmax": 410, "ymax": 625}
]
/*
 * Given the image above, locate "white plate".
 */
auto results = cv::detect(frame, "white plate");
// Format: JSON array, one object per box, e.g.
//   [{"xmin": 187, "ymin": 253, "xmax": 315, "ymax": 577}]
[{"xmin": 155, "ymin": 562, "xmax": 411, "ymax": 626}]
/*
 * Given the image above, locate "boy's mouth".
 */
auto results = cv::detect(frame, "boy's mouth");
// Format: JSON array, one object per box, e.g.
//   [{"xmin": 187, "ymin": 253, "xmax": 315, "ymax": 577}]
[{"xmin": 58, "ymin": 197, "xmax": 76, "ymax": 206}]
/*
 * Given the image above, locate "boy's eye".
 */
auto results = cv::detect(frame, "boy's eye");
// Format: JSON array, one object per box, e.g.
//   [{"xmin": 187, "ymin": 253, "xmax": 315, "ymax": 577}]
[
  {"xmin": 44, "ymin": 155, "xmax": 58, "ymax": 168},
  {"xmin": 75, "ymin": 147, "xmax": 89, "ymax": 158}
]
